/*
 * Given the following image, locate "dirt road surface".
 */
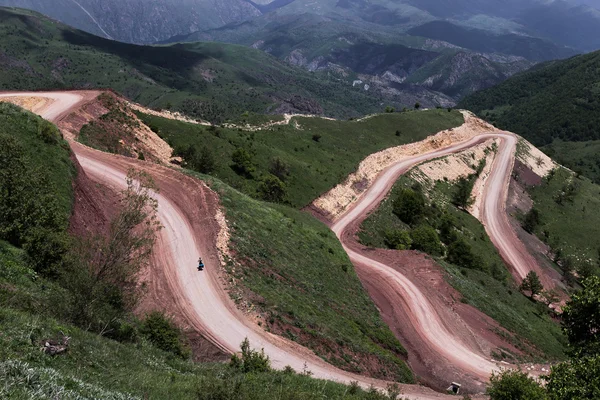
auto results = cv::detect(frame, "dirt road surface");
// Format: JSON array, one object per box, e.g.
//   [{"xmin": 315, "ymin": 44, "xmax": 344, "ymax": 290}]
[{"xmin": 1, "ymin": 91, "xmax": 474, "ymax": 399}]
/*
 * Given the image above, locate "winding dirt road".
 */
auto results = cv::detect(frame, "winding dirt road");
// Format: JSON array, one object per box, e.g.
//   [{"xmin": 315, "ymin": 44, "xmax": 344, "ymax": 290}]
[{"xmin": 0, "ymin": 91, "xmax": 546, "ymax": 398}]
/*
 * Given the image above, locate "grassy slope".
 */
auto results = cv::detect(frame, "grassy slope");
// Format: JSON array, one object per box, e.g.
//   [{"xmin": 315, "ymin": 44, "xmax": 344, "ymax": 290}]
[
  {"xmin": 359, "ymin": 172, "xmax": 567, "ymax": 360},
  {"xmin": 0, "ymin": 7, "xmax": 390, "ymax": 122},
  {"xmin": 527, "ymin": 167, "xmax": 600, "ymax": 272},
  {"xmin": 458, "ymin": 50, "xmax": 600, "ymax": 182},
  {"xmin": 0, "ymin": 102, "xmax": 75, "ymax": 216},
  {"xmin": 190, "ymin": 173, "xmax": 413, "ymax": 382},
  {"xmin": 0, "ymin": 307, "xmax": 391, "ymax": 400},
  {"xmin": 138, "ymin": 109, "xmax": 464, "ymax": 208}
]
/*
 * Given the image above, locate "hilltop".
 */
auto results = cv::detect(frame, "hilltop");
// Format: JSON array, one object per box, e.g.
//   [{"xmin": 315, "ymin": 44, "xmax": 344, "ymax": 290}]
[{"xmin": 459, "ymin": 49, "xmax": 600, "ymax": 183}]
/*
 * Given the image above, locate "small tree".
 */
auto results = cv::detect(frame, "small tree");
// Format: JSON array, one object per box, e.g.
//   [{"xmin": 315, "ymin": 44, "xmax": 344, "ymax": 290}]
[
  {"xmin": 522, "ymin": 208, "xmax": 541, "ymax": 234},
  {"xmin": 414, "ymin": 102, "xmax": 421, "ymax": 110},
  {"xmin": 385, "ymin": 106, "xmax": 395, "ymax": 113},
  {"xmin": 447, "ymin": 238, "xmax": 482, "ymax": 270},
  {"xmin": 562, "ymin": 276, "xmax": 600, "ymax": 355},
  {"xmin": 520, "ymin": 271, "xmax": 544, "ymax": 299},
  {"xmin": 392, "ymin": 188, "xmax": 426, "ymax": 225},
  {"xmin": 192, "ymin": 145, "xmax": 216, "ymax": 174},
  {"xmin": 258, "ymin": 174, "xmax": 287, "ymax": 203},
  {"xmin": 453, "ymin": 177, "xmax": 474, "ymax": 210},
  {"xmin": 487, "ymin": 370, "xmax": 547, "ymax": 400},
  {"xmin": 231, "ymin": 147, "xmax": 255, "ymax": 178},
  {"xmin": 269, "ymin": 157, "xmax": 290, "ymax": 181}
]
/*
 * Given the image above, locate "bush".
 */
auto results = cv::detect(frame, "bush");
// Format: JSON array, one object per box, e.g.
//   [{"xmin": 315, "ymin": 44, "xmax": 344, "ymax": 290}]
[
  {"xmin": 487, "ymin": 369, "xmax": 547, "ymax": 400},
  {"xmin": 392, "ymin": 188, "xmax": 425, "ymax": 225},
  {"xmin": 384, "ymin": 230, "xmax": 412, "ymax": 250},
  {"xmin": 231, "ymin": 148, "xmax": 255, "ymax": 178},
  {"xmin": 269, "ymin": 157, "xmax": 290, "ymax": 181},
  {"xmin": 447, "ymin": 238, "xmax": 483, "ymax": 270},
  {"xmin": 522, "ymin": 208, "xmax": 541, "ymax": 234},
  {"xmin": 230, "ymin": 338, "xmax": 271, "ymax": 373},
  {"xmin": 410, "ymin": 225, "xmax": 443, "ymax": 256},
  {"xmin": 192, "ymin": 145, "xmax": 216, "ymax": 174},
  {"xmin": 140, "ymin": 311, "xmax": 189, "ymax": 359},
  {"xmin": 258, "ymin": 175, "xmax": 287, "ymax": 203},
  {"xmin": 453, "ymin": 177, "xmax": 475, "ymax": 209}
]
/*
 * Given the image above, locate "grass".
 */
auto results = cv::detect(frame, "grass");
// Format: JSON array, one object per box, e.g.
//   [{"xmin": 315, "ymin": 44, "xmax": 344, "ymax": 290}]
[
  {"xmin": 528, "ymin": 167, "xmax": 600, "ymax": 270},
  {"xmin": 192, "ymin": 172, "xmax": 413, "ymax": 382},
  {"xmin": 359, "ymin": 169, "xmax": 567, "ymax": 360},
  {"xmin": 0, "ymin": 101, "xmax": 75, "ymax": 216},
  {"xmin": 138, "ymin": 109, "xmax": 464, "ymax": 208},
  {"xmin": 0, "ymin": 305, "xmax": 393, "ymax": 400}
]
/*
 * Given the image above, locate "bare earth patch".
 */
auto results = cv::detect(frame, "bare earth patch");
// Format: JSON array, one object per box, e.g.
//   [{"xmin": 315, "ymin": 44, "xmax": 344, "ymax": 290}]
[
  {"xmin": 517, "ymin": 139, "xmax": 556, "ymax": 178},
  {"xmin": 313, "ymin": 111, "xmax": 498, "ymax": 219},
  {"xmin": 0, "ymin": 96, "xmax": 52, "ymax": 114}
]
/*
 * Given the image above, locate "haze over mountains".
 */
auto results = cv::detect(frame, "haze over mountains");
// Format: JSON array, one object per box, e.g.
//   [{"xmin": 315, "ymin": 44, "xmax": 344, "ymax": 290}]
[{"xmin": 1, "ymin": 0, "xmax": 596, "ymax": 109}]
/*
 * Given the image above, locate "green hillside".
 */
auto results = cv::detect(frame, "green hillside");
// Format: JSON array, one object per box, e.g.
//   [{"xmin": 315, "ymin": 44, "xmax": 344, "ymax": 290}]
[
  {"xmin": 358, "ymin": 166, "xmax": 567, "ymax": 360},
  {"xmin": 137, "ymin": 108, "xmax": 464, "ymax": 208},
  {"xmin": 459, "ymin": 50, "xmax": 600, "ymax": 182},
  {"xmin": 0, "ymin": 7, "xmax": 389, "ymax": 122}
]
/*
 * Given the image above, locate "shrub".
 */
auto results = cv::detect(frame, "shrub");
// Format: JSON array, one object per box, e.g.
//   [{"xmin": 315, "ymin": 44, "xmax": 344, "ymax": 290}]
[
  {"xmin": 410, "ymin": 225, "xmax": 443, "ymax": 256},
  {"xmin": 230, "ymin": 338, "xmax": 271, "ymax": 373},
  {"xmin": 522, "ymin": 208, "xmax": 541, "ymax": 234},
  {"xmin": 140, "ymin": 311, "xmax": 189, "ymax": 358},
  {"xmin": 258, "ymin": 175, "xmax": 287, "ymax": 203},
  {"xmin": 447, "ymin": 238, "xmax": 483, "ymax": 271},
  {"xmin": 384, "ymin": 230, "xmax": 412, "ymax": 250},
  {"xmin": 231, "ymin": 148, "xmax": 255, "ymax": 178},
  {"xmin": 487, "ymin": 369, "xmax": 547, "ymax": 400},
  {"xmin": 269, "ymin": 157, "xmax": 290, "ymax": 181},
  {"xmin": 392, "ymin": 188, "xmax": 425, "ymax": 225}
]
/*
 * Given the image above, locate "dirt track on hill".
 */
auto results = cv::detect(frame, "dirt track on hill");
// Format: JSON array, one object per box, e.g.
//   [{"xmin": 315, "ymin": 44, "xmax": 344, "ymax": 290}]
[{"xmin": 0, "ymin": 90, "xmax": 553, "ymax": 398}]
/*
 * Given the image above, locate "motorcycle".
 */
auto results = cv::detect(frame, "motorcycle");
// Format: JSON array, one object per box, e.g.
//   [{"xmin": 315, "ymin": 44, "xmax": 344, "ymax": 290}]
[{"xmin": 198, "ymin": 257, "xmax": 205, "ymax": 271}]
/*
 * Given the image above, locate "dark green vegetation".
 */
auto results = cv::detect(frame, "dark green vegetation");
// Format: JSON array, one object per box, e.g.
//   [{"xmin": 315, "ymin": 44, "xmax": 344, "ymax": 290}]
[
  {"xmin": 138, "ymin": 108, "xmax": 464, "ymax": 208},
  {"xmin": 359, "ymin": 165, "xmax": 566, "ymax": 360},
  {"xmin": 0, "ymin": 102, "xmax": 412, "ymax": 392},
  {"xmin": 190, "ymin": 173, "xmax": 414, "ymax": 382},
  {"xmin": 487, "ymin": 276, "xmax": 600, "ymax": 400},
  {"xmin": 460, "ymin": 50, "xmax": 600, "ymax": 183},
  {"xmin": 0, "ymin": 7, "xmax": 392, "ymax": 123},
  {"xmin": 525, "ymin": 166, "xmax": 600, "ymax": 281}
]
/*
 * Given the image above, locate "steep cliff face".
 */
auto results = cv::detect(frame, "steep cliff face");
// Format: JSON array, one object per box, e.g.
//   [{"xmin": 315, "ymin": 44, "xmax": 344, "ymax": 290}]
[{"xmin": 0, "ymin": 0, "xmax": 260, "ymax": 43}]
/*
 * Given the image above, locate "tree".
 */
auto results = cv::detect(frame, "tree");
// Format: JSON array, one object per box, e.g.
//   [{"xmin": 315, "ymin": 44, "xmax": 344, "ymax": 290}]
[
  {"xmin": 487, "ymin": 370, "xmax": 547, "ymax": 400},
  {"xmin": 258, "ymin": 174, "xmax": 287, "ymax": 203},
  {"xmin": 384, "ymin": 229, "xmax": 412, "ymax": 250},
  {"xmin": 523, "ymin": 208, "xmax": 541, "ymax": 234},
  {"xmin": 62, "ymin": 170, "xmax": 161, "ymax": 332},
  {"xmin": 192, "ymin": 145, "xmax": 216, "ymax": 174},
  {"xmin": 231, "ymin": 147, "xmax": 255, "ymax": 178},
  {"xmin": 562, "ymin": 276, "xmax": 600, "ymax": 355},
  {"xmin": 385, "ymin": 106, "xmax": 395, "ymax": 113},
  {"xmin": 393, "ymin": 188, "xmax": 426, "ymax": 225},
  {"xmin": 520, "ymin": 271, "xmax": 544, "ymax": 299},
  {"xmin": 410, "ymin": 225, "xmax": 443, "ymax": 256},
  {"xmin": 269, "ymin": 157, "xmax": 290, "ymax": 181},
  {"xmin": 453, "ymin": 177, "xmax": 474, "ymax": 209},
  {"xmin": 438, "ymin": 212, "xmax": 458, "ymax": 244},
  {"xmin": 414, "ymin": 102, "xmax": 421, "ymax": 110},
  {"xmin": 447, "ymin": 238, "xmax": 483, "ymax": 270},
  {"xmin": 546, "ymin": 355, "xmax": 600, "ymax": 400}
]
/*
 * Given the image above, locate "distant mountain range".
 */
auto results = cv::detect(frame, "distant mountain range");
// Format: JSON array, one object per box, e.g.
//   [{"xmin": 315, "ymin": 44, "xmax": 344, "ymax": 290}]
[{"xmin": 0, "ymin": 0, "xmax": 598, "ymax": 108}]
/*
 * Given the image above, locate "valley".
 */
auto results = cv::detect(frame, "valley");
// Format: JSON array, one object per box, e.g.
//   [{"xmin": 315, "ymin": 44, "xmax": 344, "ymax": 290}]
[{"xmin": 1, "ymin": 2, "xmax": 600, "ymax": 399}]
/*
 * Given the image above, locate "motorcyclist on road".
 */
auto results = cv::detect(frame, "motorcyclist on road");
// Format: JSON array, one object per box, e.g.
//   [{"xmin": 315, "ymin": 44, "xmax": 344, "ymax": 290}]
[{"xmin": 198, "ymin": 257, "xmax": 204, "ymax": 271}]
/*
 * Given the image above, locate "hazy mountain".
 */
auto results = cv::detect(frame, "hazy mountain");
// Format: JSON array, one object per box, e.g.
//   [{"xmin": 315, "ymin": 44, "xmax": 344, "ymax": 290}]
[{"xmin": 0, "ymin": 0, "xmax": 260, "ymax": 43}]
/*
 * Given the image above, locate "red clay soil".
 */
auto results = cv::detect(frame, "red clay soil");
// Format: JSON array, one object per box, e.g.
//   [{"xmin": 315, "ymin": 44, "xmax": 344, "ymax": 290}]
[
  {"xmin": 62, "ymin": 108, "xmax": 228, "ymax": 362},
  {"xmin": 348, "ymin": 242, "xmax": 525, "ymax": 393}
]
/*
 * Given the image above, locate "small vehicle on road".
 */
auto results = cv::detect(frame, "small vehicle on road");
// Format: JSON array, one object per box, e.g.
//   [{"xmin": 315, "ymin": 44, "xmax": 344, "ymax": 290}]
[{"xmin": 198, "ymin": 257, "xmax": 205, "ymax": 271}]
